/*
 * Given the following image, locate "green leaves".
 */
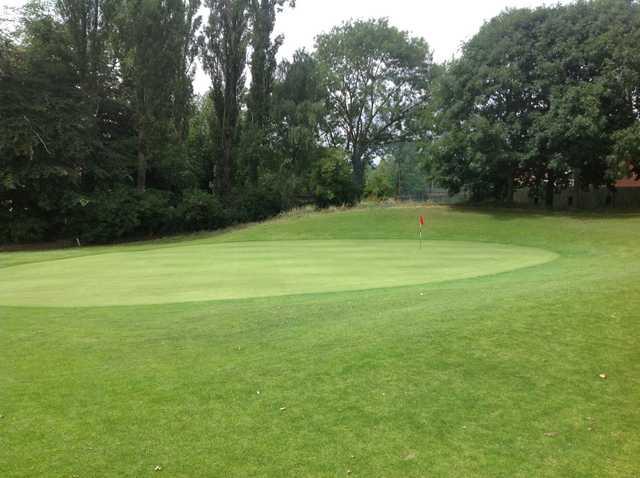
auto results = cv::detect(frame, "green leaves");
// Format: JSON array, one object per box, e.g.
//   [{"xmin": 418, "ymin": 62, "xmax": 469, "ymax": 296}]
[
  {"xmin": 431, "ymin": 0, "xmax": 640, "ymax": 204},
  {"xmin": 315, "ymin": 19, "xmax": 433, "ymax": 195}
]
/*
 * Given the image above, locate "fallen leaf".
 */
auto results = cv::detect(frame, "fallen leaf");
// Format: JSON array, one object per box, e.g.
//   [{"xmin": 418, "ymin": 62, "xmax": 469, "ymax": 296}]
[
  {"xmin": 599, "ymin": 373, "xmax": 608, "ymax": 380},
  {"xmin": 544, "ymin": 432, "xmax": 559, "ymax": 437},
  {"xmin": 404, "ymin": 451, "xmax": 417, "ymax": 461},
  {"xmin": 154, "ymin": 465, "xmax": 163, "ymax": 472},
  {"xmin": 280, "ymin": 407, "xmax": 287, "ymax": 412}
]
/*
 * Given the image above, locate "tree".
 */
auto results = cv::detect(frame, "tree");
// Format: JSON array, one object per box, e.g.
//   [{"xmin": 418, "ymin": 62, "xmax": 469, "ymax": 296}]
[
  {"xmin": 312, "ymin": 149, "xmax": 358, "ymax": 208},
  {"xmin": 315, "ymin": 18, "xmax": 432, "ymax": 196},
  {"xmin": 0, "ymin": 3, "xmax": 96, "ymax": 241},
  {"xmin": 203, "ymin": 0, "xmax": 251, "ymax": 195},
  {"xmin": 2, "ymin": 0, "xmax": 307, "ymax": 245},
  {"xmin": 271, "ymin": 50, "xmax": 326, "ymax": 183},
  {"xmin": 173, "ymin": 0, "xmax": 203, "ymax": 143},
  {"xmin": 526, "ymin": 0, "xmax": 640, "ymax": 205},
  {"xmin": 430, "ymin": 7, "xmax": 551, "ymax": 202},
  {"xmin": 430, "ymin": 0, "xmax": 640, "ymax": 207},
  {"xmin": 56, "ymin": 0, "xmax": 105, "ymax": 92},
  {"xmin": 110, "ymin": 0, "xmax": 200, "ymax": 192},
  {"xmin": 244, "ymin": 0, "xmax": 293, "ymax": 184}
]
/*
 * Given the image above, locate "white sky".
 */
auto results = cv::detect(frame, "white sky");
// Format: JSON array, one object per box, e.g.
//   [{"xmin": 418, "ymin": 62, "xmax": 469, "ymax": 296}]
[
  {"xmin": 1, "ymin": 0, "xmax": 570, "ymax": 94},
  {"xmin": 203, "ymin": 0, "xmax": 571, "ymax": 93}
]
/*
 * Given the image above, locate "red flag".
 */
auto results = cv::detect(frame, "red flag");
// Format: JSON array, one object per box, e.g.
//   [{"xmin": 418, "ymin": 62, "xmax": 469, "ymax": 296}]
[{"xmin": 419, "ymin": 215, "xmax": 425, "ymax": 226}]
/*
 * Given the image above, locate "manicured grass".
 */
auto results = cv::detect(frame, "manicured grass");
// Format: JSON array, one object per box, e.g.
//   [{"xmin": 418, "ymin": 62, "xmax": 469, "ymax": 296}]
[
  {"xmin": 0, "ymin": 240, "xmax": 556, "ymax": 307},
  {"xmin": 1, "ymin": 206, "xmax": 639, "ymax": 477}
]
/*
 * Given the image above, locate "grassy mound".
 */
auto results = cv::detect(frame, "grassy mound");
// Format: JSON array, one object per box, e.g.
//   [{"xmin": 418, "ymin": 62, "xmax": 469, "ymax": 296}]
[{"xmin": 1, "ymin": 206, "xmax": 639, "ymax": 477}]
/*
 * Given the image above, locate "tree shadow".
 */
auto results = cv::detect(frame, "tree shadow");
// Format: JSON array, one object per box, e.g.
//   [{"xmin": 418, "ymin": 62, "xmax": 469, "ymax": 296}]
[{"xmin": 447, "ymin": 203, "xmax": 640, "ymax": 222}]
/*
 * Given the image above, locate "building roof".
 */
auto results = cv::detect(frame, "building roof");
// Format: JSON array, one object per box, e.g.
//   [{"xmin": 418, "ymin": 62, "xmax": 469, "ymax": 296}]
[{"xmin": 616, "ymin": 176, "xmax": 640, "ymax": 188}]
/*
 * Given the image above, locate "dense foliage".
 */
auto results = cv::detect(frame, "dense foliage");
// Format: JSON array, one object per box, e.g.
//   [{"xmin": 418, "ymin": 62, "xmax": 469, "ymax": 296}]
[
  {"xmin": 428, "ymin": 0, "xmax": 640, "ymax": 206},
  {"xmin": 1, "ymin": 0, "xmax": 639, "ymax": 244},
  {"xmin": 315, "ymin": 19, "xmax": 432, "ymax": 195}
]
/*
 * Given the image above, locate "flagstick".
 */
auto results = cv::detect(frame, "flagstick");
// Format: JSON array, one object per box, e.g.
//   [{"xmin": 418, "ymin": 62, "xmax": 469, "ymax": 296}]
[{"xmin": 419, "ymin": 225, "xmax": 423, "ymax": 249}]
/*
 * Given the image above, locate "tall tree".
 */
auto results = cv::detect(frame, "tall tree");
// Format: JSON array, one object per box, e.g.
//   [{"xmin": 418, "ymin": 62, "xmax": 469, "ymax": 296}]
[
  {"xmin": 173, "ymin": 0, "xmax": 202, "ymax": 143},
  {"xmin": 272, "ymin": 49, "xmax": 326, "ymax": 178},
  {"xmin": 244, "ymin": 0, "xmax": 293, "ymax": 184},
  {"xmin": 56, "ymin": 0, "xmax": 106, "ymax": 94},
  {"xmin": 431, "ymin": 0, "xmax": 640, "ymax": 206},
  {"xmin": 0, "ymin": 3, "xmax": 95, "ymax": 240},
  {"xmin": 430, "ymin": 7, "xmax": 551, "ymax": 202},
  {"xmin": 203, "ymin": 0, "xmax": 251, "ymax": 195},
  {"xmin": 315, "ymin": 19, "xmax": 432, "ymax": 196},
  {"xmin": 110, "ymin": 0, "xmax": 200, "ymax": 193}
]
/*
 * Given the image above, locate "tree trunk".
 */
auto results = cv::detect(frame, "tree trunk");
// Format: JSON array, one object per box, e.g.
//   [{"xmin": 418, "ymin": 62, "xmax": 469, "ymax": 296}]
[
  {"xmin": 221, "ymin": 125, "xmax": 233, "ymax": 194},
  {"xmin": 136, "ymin": 126, "xmax": 146, "ymax": 193},
  {"xmin": 89, "ymin": 0, "xmax": 100, "ymax": 91},
  {"xmin": 544, "ymin": 177, "xmax": 555, "ymax": 209},
  {"xmin": 351, "ymin": 152, "xmax": 366, "ymax": 198},
  {"xmin": 249, "ymin": 145, "xmax": 259, "ymax": 186},
  {"xmin": 505, "ymin": 174, "xmax": 514, "ymax": 204},
  {"xmin": 574, "ymin": 174, "xmax": 582, "ymax": 209}
]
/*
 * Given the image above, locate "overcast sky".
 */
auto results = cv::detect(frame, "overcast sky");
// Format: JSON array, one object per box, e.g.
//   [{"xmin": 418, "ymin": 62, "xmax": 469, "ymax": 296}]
[{"xmin": 2, "ymin": 0, "xmax": 569, "ymax": 93}]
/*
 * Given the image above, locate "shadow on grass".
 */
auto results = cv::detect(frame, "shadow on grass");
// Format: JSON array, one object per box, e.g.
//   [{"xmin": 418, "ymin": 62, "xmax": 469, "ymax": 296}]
[{"xmin": 448, "ymin": 203, "xmax": 640, "ymax": 222}]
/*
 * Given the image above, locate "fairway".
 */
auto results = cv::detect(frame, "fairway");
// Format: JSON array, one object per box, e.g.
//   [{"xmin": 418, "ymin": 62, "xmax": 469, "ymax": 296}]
[
  {"xmin": 0, "ymin": 240, "xmax": 556, "ymax": 307},
  {"xmin": 1, "ymin": 207, "xmax": 639, "ymax": 478}
]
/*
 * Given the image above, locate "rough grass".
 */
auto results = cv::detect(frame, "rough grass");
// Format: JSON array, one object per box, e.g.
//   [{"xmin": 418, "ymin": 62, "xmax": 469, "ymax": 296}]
[{"xmin": 1, "ymin": 206, "xmax": 639, "ymax": 477}]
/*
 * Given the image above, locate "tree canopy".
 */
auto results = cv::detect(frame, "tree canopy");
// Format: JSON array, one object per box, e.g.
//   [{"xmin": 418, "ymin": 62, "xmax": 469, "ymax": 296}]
[
  {"xmin": 429, "ymin": 0, "xmax": 640, "ymax": 206},
  {"xmin": 1, "ymin": 0, "xmax": 639, "ymax": 244},
  {"xmin": 316, "ymin": 18, "xmax": 432, "ymax": 196}
]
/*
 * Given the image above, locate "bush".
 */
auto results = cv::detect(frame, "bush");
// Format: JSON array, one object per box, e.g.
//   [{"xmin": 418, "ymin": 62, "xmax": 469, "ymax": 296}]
[
  {"xmin": 240, "ymin": 183, "xmax": 286, "ymax": 222},
  {"xmin": 312, "ymin": 149, "xmax": 358, "ymax": 208},
  {"xmin": 74, "ymin": 188, "xmax": 143, "ymax": 243},
  {"xmin": 365, "ymin": 161, "xmax": 395, "ymax": 200},
  {"xmin": 70, "ymin": 187, "xmax": 175, "ymax": 243},
  {"xmin": 7, "ymin": 215, "xmax": 49, "ymax": 243},
  {"xmin": 136, "ymin": 189, "xmax": 176, "ymax": 236},
  {"xmin": 176, "ymin": 189, "xmax": 225, "ymax": 231}
]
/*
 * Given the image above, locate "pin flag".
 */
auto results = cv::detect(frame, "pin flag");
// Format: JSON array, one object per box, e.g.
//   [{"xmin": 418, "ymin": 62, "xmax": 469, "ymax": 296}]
[{"xmin": 419, "ymin": 215, "xmax": 425, "ymax": 248}]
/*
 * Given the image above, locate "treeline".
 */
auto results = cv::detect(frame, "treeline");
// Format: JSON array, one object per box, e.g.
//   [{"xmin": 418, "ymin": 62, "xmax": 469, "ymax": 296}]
[
  {"xmin": 0, "ymin": 0, "xmax": 431, "ymax": 243},
  {"xmin": 428, "ymin": 0, "xmax": 640, "ymax": 206},
  {"xmin": 1, "ymin": 0, "xmax": 639, "ymax": 244}
]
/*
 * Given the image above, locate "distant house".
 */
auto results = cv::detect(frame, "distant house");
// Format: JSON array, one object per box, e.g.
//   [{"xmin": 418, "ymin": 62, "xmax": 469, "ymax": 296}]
[{"xmin": 616, "ymin": 176, "xmax": 640, "ymax": 188}]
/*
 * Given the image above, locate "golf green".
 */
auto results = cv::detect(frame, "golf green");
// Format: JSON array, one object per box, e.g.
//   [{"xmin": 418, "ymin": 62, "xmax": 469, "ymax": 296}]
[{"xmin": 0, "ymin": 239, "xmax": 557, "ymax": 307}]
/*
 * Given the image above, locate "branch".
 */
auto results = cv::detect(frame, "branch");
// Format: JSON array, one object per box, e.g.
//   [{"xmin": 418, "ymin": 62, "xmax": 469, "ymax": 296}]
[{"xmin": 23, "ymin": 116, "xmax": 51, "ymax": 156}]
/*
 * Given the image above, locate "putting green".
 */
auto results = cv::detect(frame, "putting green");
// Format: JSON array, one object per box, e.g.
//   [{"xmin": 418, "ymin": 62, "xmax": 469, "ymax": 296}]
[{"xmin": 0, "ymin": 240, "xmax": 557, "ymax": 307}]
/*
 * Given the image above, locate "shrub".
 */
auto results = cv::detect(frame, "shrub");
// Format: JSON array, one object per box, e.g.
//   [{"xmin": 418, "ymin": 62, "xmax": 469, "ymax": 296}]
[
  {"xmin": 176, "ymin": 189, "xmax": 225, "ymax": 231},
  {"xmin": 365, "ymin": 161, "xmax": 395, "ymax": 200},
  {"xmin": 75, "ymin": 187, "xmax": 143, "ymax": 243},
  {"xmin": 136, "ymin": 189, "xmax": 176, "ymax": 236},
  {"xmin": 7, "ymin": 215, "xmax": 49, "ymax": 243},
  {"xmin": 312, "ymin": 149, "xmax": 358, "ymax": 208}
]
